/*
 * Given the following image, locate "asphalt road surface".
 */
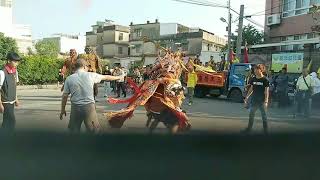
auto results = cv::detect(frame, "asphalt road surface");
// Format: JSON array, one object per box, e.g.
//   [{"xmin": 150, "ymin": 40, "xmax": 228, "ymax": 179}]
[{"xmin": 8, "ymin": 87, "xmax": 320, "ymax": 134}]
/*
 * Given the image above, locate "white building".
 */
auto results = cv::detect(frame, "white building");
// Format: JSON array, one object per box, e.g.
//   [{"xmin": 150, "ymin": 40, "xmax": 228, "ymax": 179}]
[
  {"xmin": 0, "ymin": 0, "xmax": 33, "ymax": 54},
  {"xmin": 44, "ymin": 34, "xmax": 86, "ymax": 54}
]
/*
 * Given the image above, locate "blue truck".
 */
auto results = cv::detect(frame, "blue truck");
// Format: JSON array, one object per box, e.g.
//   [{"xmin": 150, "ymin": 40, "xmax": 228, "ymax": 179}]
[{"xmin": 194, "ymin": 63, "xmax": 254, "ymax": 102}]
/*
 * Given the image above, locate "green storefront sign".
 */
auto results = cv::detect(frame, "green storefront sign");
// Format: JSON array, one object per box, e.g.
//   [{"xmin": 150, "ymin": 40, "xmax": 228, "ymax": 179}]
[{"xmin": 272, "ymin": 53, "xmax": 304, "ymax": 73}]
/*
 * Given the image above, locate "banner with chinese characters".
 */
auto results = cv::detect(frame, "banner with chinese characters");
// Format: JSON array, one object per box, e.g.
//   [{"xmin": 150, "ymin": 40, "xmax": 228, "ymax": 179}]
[{"xmin": 271, "ymin": 53, "xmax": 304, "ymax": 73}]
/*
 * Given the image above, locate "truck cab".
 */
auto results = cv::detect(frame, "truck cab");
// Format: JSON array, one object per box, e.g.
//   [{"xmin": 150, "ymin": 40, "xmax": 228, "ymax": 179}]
[
  {"xmin": 227, "ymin": 63, "xmax": 254, "ymax": 102},
  {"xmin": 193, "ymin": 63, "xmax": 253, "ymax": 103}
]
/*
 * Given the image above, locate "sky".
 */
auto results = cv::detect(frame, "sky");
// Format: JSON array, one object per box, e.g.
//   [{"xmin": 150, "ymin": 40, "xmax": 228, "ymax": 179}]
[{"xmin": 12, "ymin": 0, "xmax": 266, "ymax": 39}]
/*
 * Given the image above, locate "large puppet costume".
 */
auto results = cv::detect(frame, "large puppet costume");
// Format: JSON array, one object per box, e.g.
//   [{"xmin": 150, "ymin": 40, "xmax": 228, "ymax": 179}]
[{"xmin": 105, "ymin": 48, "xmax": 191, "ymax": 132}]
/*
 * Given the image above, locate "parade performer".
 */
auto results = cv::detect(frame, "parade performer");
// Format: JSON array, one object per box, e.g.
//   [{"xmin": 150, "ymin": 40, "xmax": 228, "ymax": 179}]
[
  {"xmin": 78, "ymin": 46, "xmax": 102, "ymax": 101},
  {"xmin": 60, "ymin": 49, "xmax": 78, "ymax": 91},
  {"xmin": 61, "ymin": 49, "xmax": 78, "ymax": 78},
  {"xmin": 105, "ymin": 46, "xmax": 191, "ymax": 133}
]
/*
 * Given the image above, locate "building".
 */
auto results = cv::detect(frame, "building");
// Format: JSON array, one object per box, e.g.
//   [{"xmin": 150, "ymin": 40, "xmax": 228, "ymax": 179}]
[
  {"xmin": 86, "ymin": 20, "xmax": 130, "ymax": 63},
  {"xmin": 0, "ymin": 0, "xmax": 12, "ymax": 35},
  {"xmin": 129, "ymin": 20, "xmax": 227, "ymax": 65},
  {"xmin": 43, "ymin": 34, "xmax": 86, "ymax": 54},
  {"xmin": 247, "ymin": 0, "xmax": 320, "ymax": 73},
  {"xmin": 0, "ymin": 0, "xmax": 33, "ymax": 54}
]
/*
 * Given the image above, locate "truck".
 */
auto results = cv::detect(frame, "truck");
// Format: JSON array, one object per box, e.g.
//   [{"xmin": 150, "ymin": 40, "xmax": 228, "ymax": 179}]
[{"xmin": 191, "ymin": 63, "xmax": 254, "ymax": 103}]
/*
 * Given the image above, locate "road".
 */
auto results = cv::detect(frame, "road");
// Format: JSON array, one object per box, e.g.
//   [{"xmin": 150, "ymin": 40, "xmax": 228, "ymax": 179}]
[{"xmin": 10, "ymin": 86, "xmax": 320, "ymax": 134}]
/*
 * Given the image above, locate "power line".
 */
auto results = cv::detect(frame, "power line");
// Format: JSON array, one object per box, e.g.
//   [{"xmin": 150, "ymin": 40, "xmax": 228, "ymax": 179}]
[
  {"xmin": 172, "ymin": 0, "xmax": 264, "ymax": 28},
  {"xmin": 172, "ymin": 0, "xmax": 226, "ymax": 8}
]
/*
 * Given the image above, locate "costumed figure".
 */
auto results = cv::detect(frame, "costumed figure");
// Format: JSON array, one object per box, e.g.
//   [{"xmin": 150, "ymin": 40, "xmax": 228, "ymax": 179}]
[
  {"xmin": 60, "ymin": 49, "xmax": 78, "ymax": 91},
  {"xmin": 105, "ymin": 44, "xmax": 191, "ymax": 134},
  {"xmin": 78, "ymin": 46, "xmax": 102, "ymax": 100}
]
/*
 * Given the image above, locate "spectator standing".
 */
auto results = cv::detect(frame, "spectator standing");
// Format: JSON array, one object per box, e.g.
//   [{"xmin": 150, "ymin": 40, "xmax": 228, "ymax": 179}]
[
  {"xmin": 295, "ymin": 69, "xmax": 315, "ymax": 118},
  {"xmin": 187, "ymin": 66, "xmax": 198, "ymax": 106},
  {"xmin": 114, "ymin": 66, "xmax": 126, "ymax": 98},
  {"xmin": 0, "ymin": 52, "xmax": 21, "ymax": 131},
  {"xmin": 275, "ymin": 67, "xmax": 289, "ymax": 108},
  {"xmin": 243, "ymin": 64, "xmax": 270, "ymax": 134},
  {"xmin": 103, "ymin": 65, "xmax": 111, "ymax": 97}
]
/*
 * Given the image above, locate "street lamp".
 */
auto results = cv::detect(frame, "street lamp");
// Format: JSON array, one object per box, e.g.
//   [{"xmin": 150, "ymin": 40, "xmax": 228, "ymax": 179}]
[{"xmin": 220, "ymin": 17, "xmax": 227, "ymax": 23}]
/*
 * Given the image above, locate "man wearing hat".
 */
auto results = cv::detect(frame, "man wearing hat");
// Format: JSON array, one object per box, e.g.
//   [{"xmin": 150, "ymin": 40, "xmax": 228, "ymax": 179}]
[{"xmin": 0, "ymin": 52, "xmax": 21, "ymax": 131}]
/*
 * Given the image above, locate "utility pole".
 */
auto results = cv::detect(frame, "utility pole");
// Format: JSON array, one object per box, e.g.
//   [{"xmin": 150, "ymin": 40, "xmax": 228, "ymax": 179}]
[
  {"xmin": 236, "ymin": 4, "xmax": 244, "ymax": 61},
  {"xmin": 227, "ymin": 0, "xmax": 232, "ymax": 62}
]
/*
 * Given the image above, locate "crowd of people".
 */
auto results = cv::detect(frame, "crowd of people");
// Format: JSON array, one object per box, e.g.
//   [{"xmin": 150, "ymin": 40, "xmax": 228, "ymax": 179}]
[
  {"xmin": 1, "ymin": 47, "xmax": 320, "ymax": 135},
  {"xmin": 245, "ymin": 65, "xmax": 320, "ymax": 121}
]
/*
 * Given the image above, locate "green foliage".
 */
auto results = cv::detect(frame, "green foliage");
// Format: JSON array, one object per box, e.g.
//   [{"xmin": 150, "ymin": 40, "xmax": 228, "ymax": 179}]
[
  {"xmin": 242, "ymin": 24, "xmax": 264, "ymax": 45},
  {"xmin": 0, "ymin": 33, "xmax": 19, "ymax": 61},
  {"xmin": 220, "ymin": 24, "xmax": 264, "ymax": 54},
  {"xmin": 17, "ymin": 55, "xmax": 64, "ymax": 85},
  {"xmin": 35, "ymin": 39, "xmax": 59, "ymax": 58}
]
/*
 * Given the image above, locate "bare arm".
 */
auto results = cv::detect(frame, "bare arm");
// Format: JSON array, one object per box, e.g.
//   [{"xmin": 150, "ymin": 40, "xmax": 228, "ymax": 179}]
[
  {"xmin": 264, "ymin": 87, "xmax": 270, "ymax": 103},
  {"xmin": 245, "ymin": 85, "xmax": 253, "ymax": 102},
  {"xmin": 102, "ymin": 75, "xmax": 121, "ymax": 81}
]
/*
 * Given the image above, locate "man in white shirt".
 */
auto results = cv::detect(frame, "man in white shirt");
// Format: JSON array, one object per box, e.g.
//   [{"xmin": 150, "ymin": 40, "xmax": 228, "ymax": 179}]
[
  {"xmin": 296, "ymin": 68, "xmax": 315, "ymax": 118},
  {"xmin": 114, "ymin": 66, "xmax": 126, "ymax": 98},
  {"xmin": 0, "ymin": 52, "xmax": 21, "ymax": 131},
  {"xmin": 60, "ymin": 58, "xmax": 120, "ymax": 133}
]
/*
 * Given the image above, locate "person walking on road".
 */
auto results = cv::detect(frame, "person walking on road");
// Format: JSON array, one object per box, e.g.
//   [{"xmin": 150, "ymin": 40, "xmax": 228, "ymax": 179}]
[
  {"xmin": 60, "ymin": 59, "xmax": 120, "ymax": 133},
  {"xmin": 0, "ymin": 52, "xmax": 21, "ymax": 131},
  {"xmin": 243, "ymin": 64, "xmax": 270, "ymax": 134},
  {"xmin": 187, "ymin": 66, "xmax": 198, "ymax": 106}
]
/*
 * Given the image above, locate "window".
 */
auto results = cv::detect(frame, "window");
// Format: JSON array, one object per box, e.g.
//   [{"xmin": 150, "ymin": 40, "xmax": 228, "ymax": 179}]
[
  {"xmin": 308, "ymin": 33, "xmax": 315, "ymax": 39},
  {"xmin": 293, "ymin": 44, "xmax": 304, "ymax": 50},
  {"xmin": 233, "ymin": 65, "xmax": 247, "ymax": 77},
  {"xmin": 134, "ymin": 29, "xmax": 142, "ymax": 37},
  {"xmin": 283, "ymin": 0, "xmax": 310, "ymax": 17},
  {"xmin": 136, "ymin": 46, "xmax": 141, "ymax": 53},
  {"xmin": 311, "ymin": 0, "xmax": 320, "ymax": 5},
  {"xmin": 119, "ymin": 33, "xmax": 124, "ymax": 41},
  {"xmin": 118, "ymin": 47, "xmax": 123, "ymax": 54},
  {"xmin": 280, "ymin": 45, "xmax": 294, "ymax": 51}
]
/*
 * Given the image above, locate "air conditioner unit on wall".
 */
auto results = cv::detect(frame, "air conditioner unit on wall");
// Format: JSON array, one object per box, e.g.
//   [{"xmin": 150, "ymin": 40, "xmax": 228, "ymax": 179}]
[{"xmin": 266, "ymin": 14, "xmax": 281, "ymax": 26}]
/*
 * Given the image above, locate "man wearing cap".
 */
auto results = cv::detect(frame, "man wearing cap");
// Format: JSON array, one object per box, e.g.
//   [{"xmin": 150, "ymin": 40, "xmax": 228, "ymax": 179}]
[
  {"xmin": 60, "ymin": 58, "xmax": 120, "ymax": 133},
  {"xmin": 0, "ymin": 52, "xmax": 21, "ymax": 131}
]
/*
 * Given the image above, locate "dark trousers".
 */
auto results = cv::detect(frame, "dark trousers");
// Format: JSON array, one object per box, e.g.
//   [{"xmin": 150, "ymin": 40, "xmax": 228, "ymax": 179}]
[
  {"xmin": 69, "ymin": 103, "xmax": 100, "ymax": 134},
  {"xmin": 296, "ymin": 91, "xmax": 310, "ymax": 117},
  {"xmin": 2, "ymin": 103, "xmax": 16, "ymax": 131},
  {"xmin": 246, "ymin": 102, "xmax": 268, "ymax": 133},
  {"xmin": 277, "ymin": 91, "xmax": 288, "ymax": 108},
  {"xmin": 117, "ymin": 82, "xmax": 126, "ymax": 97},
  {"xmin": 188, "ymin": 87, "xmax": 195, "ymax": 103}
]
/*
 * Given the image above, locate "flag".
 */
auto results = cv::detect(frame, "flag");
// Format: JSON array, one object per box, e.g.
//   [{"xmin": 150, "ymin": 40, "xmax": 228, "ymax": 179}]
[
  {"xmin": 229, "ymin": 50, "xmax": 235, "ymax": 63},
  {"xmin": 307, "ymin": 59, "xmax": 313, "ymax": 72},
  {"xmin": 244, "ymin": 46, "xmax": 249, "ymax": 63}
]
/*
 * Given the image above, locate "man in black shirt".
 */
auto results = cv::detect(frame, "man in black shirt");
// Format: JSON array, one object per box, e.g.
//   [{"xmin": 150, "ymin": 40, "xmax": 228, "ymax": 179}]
[{"xmin": 243, "ymin": 64, "xmax": 270, "ymax": 134}]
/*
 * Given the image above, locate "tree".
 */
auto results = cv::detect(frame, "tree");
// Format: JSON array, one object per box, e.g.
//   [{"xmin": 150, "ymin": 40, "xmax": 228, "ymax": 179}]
[
  {"xmin": 0, "ymin": 33, "xmax": 19, "ymax": 61},
  {"xmin": 220, "ymin": 24, "xmax": 264, "ymax": 54},
  {"xmin": 35, "ymin": 39, "xmax": 59, "ymax": 57},
  {"xmin": 242, "ymin": 24, "xmax": 264, "ymax": 45}
]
